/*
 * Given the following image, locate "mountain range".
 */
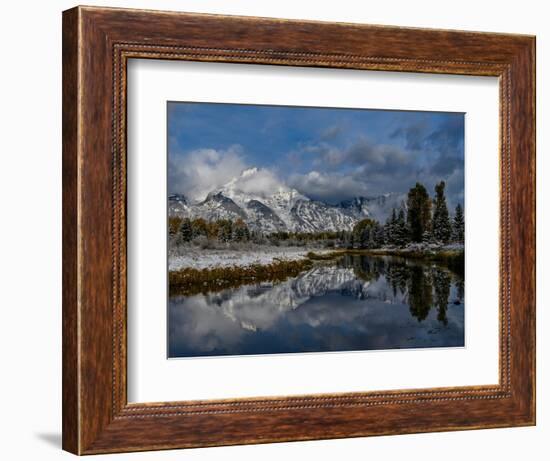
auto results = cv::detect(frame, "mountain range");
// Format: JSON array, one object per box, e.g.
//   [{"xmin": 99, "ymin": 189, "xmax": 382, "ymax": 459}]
[{"xmin": 169, "ymin": 167, "xmax": 405, "ymax": 234}]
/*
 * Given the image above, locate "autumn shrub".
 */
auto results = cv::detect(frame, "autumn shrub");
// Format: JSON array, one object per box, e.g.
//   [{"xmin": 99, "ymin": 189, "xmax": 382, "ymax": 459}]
[{"xmin": 169, "ymin": 259, "xmax": 313, "ymax": 295}]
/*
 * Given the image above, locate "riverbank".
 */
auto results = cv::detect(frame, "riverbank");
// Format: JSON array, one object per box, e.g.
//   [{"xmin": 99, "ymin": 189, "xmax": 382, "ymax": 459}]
[
  {"xmin": 305, "ymin": 243, "xmax": 463, "ymax": 261},
  {"xmin": 169, "ymin": 258, "xmax": 314, "ymax": 295},
  {"xmin": 360, "ymin": 244, "xmax": 464, "ymax": 271},
  {"xmin": 169, "ymin": 243, "xmax": 464, "ymax": 295},
  {"xmin": 313, "ymin": 244, "xmax": 465, "ymax": 273},
  {"xmin": 346, "ymin": 245, "xmax": 463, "ymax": 261},
  {"xmin": 169, "ymin": 245, "xmax": 333, "ymax": 271}
]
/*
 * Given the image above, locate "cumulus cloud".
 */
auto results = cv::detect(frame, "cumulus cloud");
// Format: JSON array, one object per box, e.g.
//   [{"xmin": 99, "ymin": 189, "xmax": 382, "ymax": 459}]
[
  {"xmin": 168, "ymin": 145, "xmax": 246, "ymax": 201},
  {"xmin": 168, "ymin": 117, "xmax": 464, "ymax": 209},
  {"xmin": 287, "ymin": 137, "xmax": 420, "ymax": 201},
  {"xmin": 304, "ymin": 143, "xmax": 345, "ymax": 166},
  {"xmin": 286, "ymin": 119, "xmax": 464, "ymax": 207},
  {"xmin": 289, "ymin": 171, "xmax": 370, "ymax": 203},
  {"xmin": 297, "ymin": 137, "xmax": 411, "ymax": 172},
  {"xmin": 386, "ymin": 116, "xmax": 464, "ymax": 207},
  {"xmin": 230, "ymin": 167, "xmax": 284, "ymax": 197},
  {"xmin": 346, "ymin": 138, "xmax": 410, "ymax": 171}
]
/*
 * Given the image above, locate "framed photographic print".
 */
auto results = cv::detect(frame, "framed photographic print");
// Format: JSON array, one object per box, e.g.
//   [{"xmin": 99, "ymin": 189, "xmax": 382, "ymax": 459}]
[
  {"xmin": 165, "ymin": 102, "xmax": 466, "ymax": 359},
  {"xmin": 62, "ymin": 6, "xmax": 535, "ymax": 455}
]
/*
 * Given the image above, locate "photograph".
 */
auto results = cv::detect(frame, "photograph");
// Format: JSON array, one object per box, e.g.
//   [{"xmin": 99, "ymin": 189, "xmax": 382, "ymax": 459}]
[
  {"xmin": 0, "ymin": 0, "xmax": 540, "ymax": 457},
  {"xmin": 167, "ymin": 102, "xmax": 466, "ymax": 358}
]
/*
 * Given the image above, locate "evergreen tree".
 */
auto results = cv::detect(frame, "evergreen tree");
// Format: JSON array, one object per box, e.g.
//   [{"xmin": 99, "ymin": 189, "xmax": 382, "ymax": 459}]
[
  {"xmin": 452, "ymin": 203, "xmax": 465, "ymax": 243},
  {"xmin": 374, "ymin": 222, "xmax": 385, "ymax": 247},
  {"xmin": 360, "ymin": 229, "xmax": 370, "ymax": 249},
  {"xmin": 407, "ymin": 183, "xmax": 432, "ymax": 242},
  {"xmin": 367, "ymin": 230, "xmax": 376, "ymax": 249},
  {"xmin": 385, "ymin": 209, "xmax": 397, "ymax": 245},
  {"xmin": 233, "ymin": 218, "xmax": 250, "ymax": 242},
  {"xmin": 353, "ymin": 218, "xmax": 382, "ymax": 249},
  {"xmin": 348, "ymin": 232, "xmax": 355, "ymax": 249},
  {"xmin": 394, "ymin": 209, "xmax": 410, "ymax": 247},
  {"xmin": 432, "ymin": 181, "xmax": 452, "ymax": 243},
  {"xmin": 179, "ymin": 218, "xmax": 193, "ymax": 242},
  {"xmin": 422, "ymin": 229, "xmax": 433, "ymax": 244},
  {"xmin": 217, "ymin": 219, "xmax": 233, "ymax": 242}
]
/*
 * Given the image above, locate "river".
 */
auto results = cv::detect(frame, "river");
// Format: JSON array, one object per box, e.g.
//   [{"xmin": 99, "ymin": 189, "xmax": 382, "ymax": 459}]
[{"xmin": 168, "ymin": 254, "xmax": 464, "ymax": 358}]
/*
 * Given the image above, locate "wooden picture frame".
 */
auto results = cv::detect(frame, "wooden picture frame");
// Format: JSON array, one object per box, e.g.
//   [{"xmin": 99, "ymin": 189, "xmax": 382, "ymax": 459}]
[{"xmin": 62, "ymin": 5, "xmax": 535, "ymax": 455}]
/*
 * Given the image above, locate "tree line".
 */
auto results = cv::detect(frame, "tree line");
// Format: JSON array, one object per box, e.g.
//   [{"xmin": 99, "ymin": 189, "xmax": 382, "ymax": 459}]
[
  {"xmin": 350, "ymin": 181, "xmax": 464, "ymax": 249},
  {"xmin": 169, "ymin": 217, "xmax": 252, "ymax": 243}
]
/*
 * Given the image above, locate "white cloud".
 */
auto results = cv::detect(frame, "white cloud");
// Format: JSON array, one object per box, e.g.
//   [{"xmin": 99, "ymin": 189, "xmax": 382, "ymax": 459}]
[
  {"xmin": 288, "ymin": 171, "xmax": 370, "ymax": 203},
  {"xmin": 168, "ymin": 145, "xmax": 246, "ymax": 201},
  {"xmin": 230, "ymin": 167, "xmax": 284, "ymax": 197},
  {"xmin": 168, "ymin": 142, "xmax": 463, "ymax": 208}
]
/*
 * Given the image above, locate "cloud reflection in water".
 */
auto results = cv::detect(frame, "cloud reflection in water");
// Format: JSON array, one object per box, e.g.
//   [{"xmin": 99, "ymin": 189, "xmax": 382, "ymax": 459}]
[{"xmin": 168, "ymin": 256, "xmax": 464, "ymax": 358}]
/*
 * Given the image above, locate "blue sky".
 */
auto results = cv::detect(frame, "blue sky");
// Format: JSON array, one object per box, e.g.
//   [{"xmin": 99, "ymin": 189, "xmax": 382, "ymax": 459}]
[{"xmin": 168, "ymin": 101, "xmax": 464, "ymax": 207}]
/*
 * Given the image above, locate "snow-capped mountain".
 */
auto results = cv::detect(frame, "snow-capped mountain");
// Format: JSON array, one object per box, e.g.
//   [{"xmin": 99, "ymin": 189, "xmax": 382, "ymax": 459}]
[
  {"xmin": 168, "ymin": 193, "xmax": 189, "ymax": 216},
  {"xmin": 169, "ymin": 168, "xmax": 404, "ymax": 233},
  {"xmin": 215, "ymin": 167, "xmax": 308, "ymax": 229},
  {"xmin": 290, "ymin": 199, "xmax": 358, "ymax": 233}
]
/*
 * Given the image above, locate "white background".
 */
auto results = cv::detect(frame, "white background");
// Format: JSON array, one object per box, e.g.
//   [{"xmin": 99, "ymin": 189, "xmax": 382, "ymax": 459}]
[
  {"xmin": 128, "ymin": 60, "xmax": 499, "ymax": 402},
  {"xmin": 0, "ymin": 1, "xmax": 546, "ymax": 460}
]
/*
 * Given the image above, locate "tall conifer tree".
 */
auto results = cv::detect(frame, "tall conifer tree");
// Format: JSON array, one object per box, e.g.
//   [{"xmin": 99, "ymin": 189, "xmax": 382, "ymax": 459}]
[
  {"xmin": 432, "ymin": 181, "xmax": 452, "ymax": 243},
  {"xmin": 385, "ymin": 209, "xmax": 397, "ymax": 245},
  {"xmin": 395, "ymin": 209, "xmax": 409, "ymax": 247},
  {"xmin": 452, "ymin": 203, "xmax": 465, "ymax": 243},
  {"xmin": 407, "ymin": 183, "xmax": 431, "ymax": 242}
]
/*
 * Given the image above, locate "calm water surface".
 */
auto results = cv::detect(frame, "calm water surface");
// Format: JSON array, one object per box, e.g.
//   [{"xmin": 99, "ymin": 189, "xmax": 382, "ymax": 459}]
[{"xmin": 168, "ymin": 255, "xmax": 464, "ymax": 358}]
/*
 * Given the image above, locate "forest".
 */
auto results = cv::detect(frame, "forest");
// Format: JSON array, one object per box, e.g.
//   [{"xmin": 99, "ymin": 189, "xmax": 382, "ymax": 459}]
[{"xmin": 168, "ymin": 180, "xmax": 464, "ymax": 251}]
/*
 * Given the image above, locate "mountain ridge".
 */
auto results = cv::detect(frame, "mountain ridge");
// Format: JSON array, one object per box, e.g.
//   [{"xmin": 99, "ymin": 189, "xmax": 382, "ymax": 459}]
[{"xmin": 169, "ymin": 168, "xmax": 405, "ymax": 233}]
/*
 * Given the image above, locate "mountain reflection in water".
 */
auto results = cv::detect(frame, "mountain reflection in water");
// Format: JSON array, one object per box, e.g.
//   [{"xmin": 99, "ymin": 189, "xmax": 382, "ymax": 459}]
[{"xmin": 168, "ymin": 255, "xmax": 464, "ymax": 358}]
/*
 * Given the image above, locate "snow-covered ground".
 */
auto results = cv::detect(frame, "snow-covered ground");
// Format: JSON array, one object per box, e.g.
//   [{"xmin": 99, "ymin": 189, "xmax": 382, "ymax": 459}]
[
  {"xmin": 169, "ymin": 246, "xmax": 332, "ymax": 271},
  {"xmin": 168, "ymin": 242, "xmax": 464, "ymax": 271},
  {"xmin": 380, "ymin": 242, "xmax": 465, "ymax": 253}
]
